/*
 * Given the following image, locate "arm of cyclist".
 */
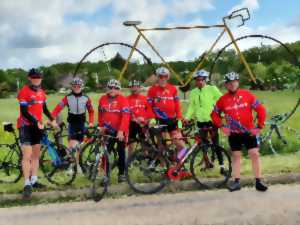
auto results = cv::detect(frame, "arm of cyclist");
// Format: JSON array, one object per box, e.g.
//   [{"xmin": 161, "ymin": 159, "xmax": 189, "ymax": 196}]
[
  {"xmin": 86, "ymin": 97, "xmax": 95, "ymax": 127},
  {"xmin": 174, "ymin": 88, "xmax": 182, "ymax": 120},
  {"xmin": 43, "ymin": 102, "xmax": 57, "ymax": 128},
  {"xmin": 185, "ymin": 90, "xmax": 195, "ymax": 123},
  {"xmin": 118, "ymin": 98, "xmax": 130, "ymax": 142},
  {"xmin": 211, "ymin": 100, "xmax": 230, "ymax": 135},
  {"xmin": 51, "ymin": 96, "xmax": 68, "ymax": 119},
  {"xmin": 250, "ymin": 94, "xmax": 266, "ymax": 135}
]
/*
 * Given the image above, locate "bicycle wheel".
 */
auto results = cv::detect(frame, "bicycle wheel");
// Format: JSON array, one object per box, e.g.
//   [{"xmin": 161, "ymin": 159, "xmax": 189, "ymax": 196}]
[
  {"xmin": 190, "ymin": 144, "xmax": 231, "ymax": 189},
  {"xmin": 0, "ymin": 145, "xmax": 22, "ymax": 183},
  {"xmin": 261, "ymin": 125, "xmax": 300, "ymax": 154},
  {"xmin": 90, "ymin": 147, "xmax": 110, "ymax": 202},
  {"xmin": 40, "ymin": 145, "xmax": 77, "ymax": 185},
  {"xmin": 126, "ymin": 146, "xmax": 169, "ymax": 194},
  {"xmin": 80, "ymin": 142, "xmax": 118, "ymax": 178},
  {"xmin": 209, "ymin": 34, "xmax": 299, "ymax": 88},
  {"xmin": 73, "ymin": 42, "xmax": 153, "ymax": 83}
]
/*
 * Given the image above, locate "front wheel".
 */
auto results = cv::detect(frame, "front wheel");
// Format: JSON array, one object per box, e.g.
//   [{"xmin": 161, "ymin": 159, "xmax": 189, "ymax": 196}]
[
  {"xmin": 190, "ymin": 144, "xmax": 232, "ymax": 189},
  {"xmin": 90, "ymin": 147, "xmax": 110, "ymax": 202},
  {"xmin": 126, "ymin": 147, "xmax": 169, "ymax": 194},
  {"xmin": 40, "ymin": 145, "xmax": 77, "ymax": 186},
  {"xmin": 0, "ymin": 145, "xmax": 22, "ymax": 183}
]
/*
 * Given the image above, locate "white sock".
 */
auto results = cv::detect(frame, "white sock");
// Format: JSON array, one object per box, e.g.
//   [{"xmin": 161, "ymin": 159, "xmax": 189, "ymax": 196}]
[
  {"xmin": 25, "ymin": 179, "xmax": 31, "ymax": 186},
  {"xmin": 30, "ymin": 176, "xmax": 38, "ymax": 185}
]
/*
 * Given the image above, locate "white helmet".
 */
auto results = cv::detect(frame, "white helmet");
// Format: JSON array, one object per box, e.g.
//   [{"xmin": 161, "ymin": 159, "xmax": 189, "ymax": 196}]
[
  {"xmin": 155, "ymin": 67, "xmax": 170, "ymax": 77},
  {"xmin": 107, "ymin": 79, "xmax": 121, "ymax": 89},
  {"xmin": 224, "ymin": 72, "xmax": 239, "ymax": 83},
  {"xmin": 71, "ymin": 77, "xmax": 84, "ymax": 86},
  {"xmin": 193, "ymin": 69, "xmax": 209, "ymax": 79}
]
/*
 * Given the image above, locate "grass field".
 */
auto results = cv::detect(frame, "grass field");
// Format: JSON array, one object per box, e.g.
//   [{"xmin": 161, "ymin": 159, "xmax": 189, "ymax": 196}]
[{"xmin": 0, "ymin": 90, "xmax": 299, "ymax": 194}]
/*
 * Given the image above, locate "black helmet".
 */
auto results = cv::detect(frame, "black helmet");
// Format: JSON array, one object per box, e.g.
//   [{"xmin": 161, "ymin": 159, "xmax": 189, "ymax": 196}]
[{"xmin": 28, "ymin": 68, "xmax": 43, "ymax": 78}]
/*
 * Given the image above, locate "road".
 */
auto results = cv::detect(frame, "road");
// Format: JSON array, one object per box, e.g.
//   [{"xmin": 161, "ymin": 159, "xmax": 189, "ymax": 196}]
[{"xmin": 1, "ymin": 184, "xmax": 300, "ymax": 225}]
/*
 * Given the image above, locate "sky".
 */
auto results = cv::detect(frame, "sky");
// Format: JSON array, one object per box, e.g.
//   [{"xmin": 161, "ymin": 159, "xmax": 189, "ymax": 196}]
[{"xmin": 0, "ymin": 0, "xmax": 299, "ymax": 69}]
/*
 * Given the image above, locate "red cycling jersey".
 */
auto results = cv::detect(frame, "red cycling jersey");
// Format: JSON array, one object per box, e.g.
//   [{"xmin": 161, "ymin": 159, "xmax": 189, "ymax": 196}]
[
  {"xmin": 147, "ymin": 83, "xmax": 182, "ymax": 120},
  {"xmin": 98, "ymin": 94, "xmax": 130, "ymax": 134},
  {"xmin": 17, "ymin": 85, "xmax": 46, "ymax": 128},
  {"xmin": 127, "ymin": 93, "xmax": 152, "ymax": 121},
  {"xmin": 211, "ymin": 89, "xmax": 266, "ymax": 133}
]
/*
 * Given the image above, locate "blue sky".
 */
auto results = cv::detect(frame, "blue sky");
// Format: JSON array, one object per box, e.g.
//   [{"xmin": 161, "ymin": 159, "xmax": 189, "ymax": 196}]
[{"xmin": 0, "ymin": 0, "xmax": 299, "ymax": 69}]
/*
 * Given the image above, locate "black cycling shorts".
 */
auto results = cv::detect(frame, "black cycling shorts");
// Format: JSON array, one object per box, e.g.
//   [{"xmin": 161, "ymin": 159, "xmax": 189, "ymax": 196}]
[
  {"xmin": 68, "ymin": 122, "xmax": 85, "ymax": 142},
  {"xmin": 228, "ymin": 133, "xmax": 259, "ymax": 151},
  {"xmin": 19, "ymin": 125, "xmax": 43, "ymax": 146},
  {"xmin": 157, "ymin": 118, "xmax": 178, "ymax": 133},
  {"xmin": 129, "ymin": 121, "xmax": 145, "ymax": 141}
]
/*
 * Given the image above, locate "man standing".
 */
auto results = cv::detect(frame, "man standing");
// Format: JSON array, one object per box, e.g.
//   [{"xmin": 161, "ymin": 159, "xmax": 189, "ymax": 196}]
[
  {"xmin": 52, "ymin": 77, "xmax": 94, "ymax": 172},
  {"xmin": 17, "ymin": 69, "xmax": 55, "ymax": 199},
  {"xmin": 127, "ymin": 80, "xmax": 151, "ymax": 155},
  {"xmin": 185, "ymin": 69, "xmax": 225, "ymax": 174},
  {"xmin": 98, "ymin": 79, "xmax": 130, "ymax": 183},
  {"xmin": 211, "ymin": 72, "xmax": 268, "ymax": 192},
  {"xmin": 147, "ymin": 67, "xmax": 188, "ymax": 164}
]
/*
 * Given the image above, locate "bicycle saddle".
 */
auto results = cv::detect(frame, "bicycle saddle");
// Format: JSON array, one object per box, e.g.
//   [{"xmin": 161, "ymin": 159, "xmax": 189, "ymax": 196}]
[{"xmin": 123, "ymin": 21, "xmax": 142, "ymax": 26}]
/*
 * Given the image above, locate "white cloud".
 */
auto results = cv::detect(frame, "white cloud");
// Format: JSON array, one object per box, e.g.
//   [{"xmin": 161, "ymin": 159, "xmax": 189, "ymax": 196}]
[{"xmin": 0, "ymin": 0, "xmax": 299, "ymax": 70}]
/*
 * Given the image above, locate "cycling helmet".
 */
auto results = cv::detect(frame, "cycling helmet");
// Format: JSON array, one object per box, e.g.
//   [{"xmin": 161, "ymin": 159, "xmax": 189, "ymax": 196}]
[
  {"xmin": 71, "ymin": 77, "xmax": 84, "ymax": 87},
  {"xmin": 107, "ymin": 79, "xmax": 121, "ymax": 89},
  {"xmin": 128, "ymin": 80, "xmax": 141, "ymax": 87},
  {"xmin": 224, "ymin": 72, "xmax": 239, "ymax": 83},
  {"xmin": 28, "ymin": 68, "xmax": 43, "ymax": 78},
  {"xmin": 193, "ymin": 69, "xmax": 209, "ymax": 80},
  {"xmin": 155, "ymin": 67, "xmax": 170, "ymax": 77}
]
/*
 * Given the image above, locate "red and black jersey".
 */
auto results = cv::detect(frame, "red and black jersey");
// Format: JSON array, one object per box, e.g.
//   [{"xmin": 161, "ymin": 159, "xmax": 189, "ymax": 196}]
[
  {"xmin": 98, "ymin": 94, "xmax": 130, "ymax": 134},
  {"xmin": 127, "ymin": 93, "xmax": 152, "ymax": 121},
  {"xmin": 211, "ymin": 89, "xmax": 266, "ymax": 133},
  {"xmin": 17, "ymin": 85, "xmax": 46, "ymax": 128},
  {"xmin": 147, "ymin": 83, "xmax": 182, "ymax": 120}
]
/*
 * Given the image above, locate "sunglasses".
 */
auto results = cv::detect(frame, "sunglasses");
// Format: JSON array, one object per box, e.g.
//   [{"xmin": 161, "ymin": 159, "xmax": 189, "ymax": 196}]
[
  {"xmin": 158, "ymin": 75, "xmax": 168, "ymax": 80},
  {"xmin": 72, "ymin": 85, "xmax": 82, "ymax": 88},
  {"xmin": 108, "ymin": 86, "xmax": 120, "ymax": 90}
]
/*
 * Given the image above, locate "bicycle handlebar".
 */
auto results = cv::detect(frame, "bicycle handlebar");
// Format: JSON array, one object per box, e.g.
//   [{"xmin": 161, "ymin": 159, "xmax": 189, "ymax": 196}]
[{"xmin": 223, "ymin": 8, "xmax": 250, "ymax": 27}]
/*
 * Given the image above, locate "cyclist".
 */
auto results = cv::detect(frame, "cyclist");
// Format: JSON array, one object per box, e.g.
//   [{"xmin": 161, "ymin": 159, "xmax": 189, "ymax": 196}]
[
  {"xmin": 127, "ymin": 80, "xmax": 151, "ymax": 155},
  {"xmin": 147, "ymin": 67, "xmax": 189, "ymax": 168},
  {"xmin": 185, "ymin": 69, "xmax": 225, "ymax": 174},
  {"xmin": 51, "ymin": 77, "xmax": 94, "ymax": 172},
  {"xmin": 98, "ymin": 79, "xmax": 130, "ymax": 183},
  {"xmin": 17, "ymin": 68, "xmax": 55, "ymax": 199},
  {"xmin": 211, "ymin": 72, "xmax": 268, "ymax": 192}
]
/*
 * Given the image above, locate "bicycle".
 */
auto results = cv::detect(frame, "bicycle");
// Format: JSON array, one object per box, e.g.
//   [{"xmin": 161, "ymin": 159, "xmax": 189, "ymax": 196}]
[
  {"xmin": 79, "ymin": 129, "xmax": 113, "ymax": 202},
  {"xmin": 260, "ymin": 98, "xmax": 300, "ymax": 154},
  {"xmin": 126, "ymin": 123, "xmax": 231, "ymax": 194},
  {"xmin": 39, "ymin": 126, "xmax": 77, "ymax": 186},
  {"xmin": 0, "ymin": 122, "xmax": 22, "ymax": 183}
]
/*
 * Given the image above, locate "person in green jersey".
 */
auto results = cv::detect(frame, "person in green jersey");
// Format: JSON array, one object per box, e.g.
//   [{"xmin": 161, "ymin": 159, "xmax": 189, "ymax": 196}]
[{"xmin": 185, "ymin": 69, "xmax": 225, "ymax": 174}]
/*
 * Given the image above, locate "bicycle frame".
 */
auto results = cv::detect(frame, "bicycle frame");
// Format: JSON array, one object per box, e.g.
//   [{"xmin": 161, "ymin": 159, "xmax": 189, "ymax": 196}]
[{"xmin": 119, "ymin": 8, "xmax": 257, "ymax": 86}]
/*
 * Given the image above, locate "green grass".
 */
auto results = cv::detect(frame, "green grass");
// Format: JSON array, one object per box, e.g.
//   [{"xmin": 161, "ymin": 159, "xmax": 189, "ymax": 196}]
[
  {"xmin": 0, "ymin": 153, "xmax": 299, "ymax": 195},
  {"xmin": 0, "ymin": 90, "xmax": 299, "ymax": 194}
]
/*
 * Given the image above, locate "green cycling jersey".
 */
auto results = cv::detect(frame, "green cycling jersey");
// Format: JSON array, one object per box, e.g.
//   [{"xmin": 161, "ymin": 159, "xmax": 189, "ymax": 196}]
[{"xmin": 185, "ymin": 85, "xmax": 222, "ymax": 123}]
